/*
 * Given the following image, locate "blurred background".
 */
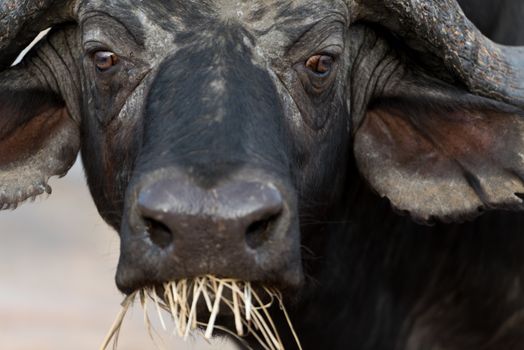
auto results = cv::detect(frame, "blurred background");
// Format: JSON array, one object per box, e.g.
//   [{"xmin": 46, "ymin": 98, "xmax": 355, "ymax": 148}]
[{"xmin": 0, "ymin": 158, "xmax": 237, "ymax": 349}]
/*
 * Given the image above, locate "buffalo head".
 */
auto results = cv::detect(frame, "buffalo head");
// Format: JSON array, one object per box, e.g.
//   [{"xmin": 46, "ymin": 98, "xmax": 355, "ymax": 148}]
[{"xmin": 1, "ymin": 0, "xmax": 524, "ymax": 348}]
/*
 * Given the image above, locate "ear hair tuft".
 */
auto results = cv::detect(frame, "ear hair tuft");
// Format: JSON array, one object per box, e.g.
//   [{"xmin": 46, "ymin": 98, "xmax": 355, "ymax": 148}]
[{"xmin": 0, "ymin": 180, "xmax": 52, "ymax": 211}]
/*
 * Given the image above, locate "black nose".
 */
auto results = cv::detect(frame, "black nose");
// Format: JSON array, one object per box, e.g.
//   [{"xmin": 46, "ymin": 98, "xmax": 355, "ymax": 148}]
[
  {"xmin": 116, "ymin": 172, "xmax": 302, "ymax": 293},
  {"xmin": 137, "ymin": 179, "xmax": 284, "ymax": 250}
]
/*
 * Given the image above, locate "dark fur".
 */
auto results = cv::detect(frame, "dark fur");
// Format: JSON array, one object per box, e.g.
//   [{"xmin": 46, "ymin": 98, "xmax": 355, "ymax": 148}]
[
  {"xmin": 283, "ymin": 160, "xmax": 524, "ymax": 350},
  {"xmin": 278, "ymin": 95, "xmax": 524, "ymax": 349}
]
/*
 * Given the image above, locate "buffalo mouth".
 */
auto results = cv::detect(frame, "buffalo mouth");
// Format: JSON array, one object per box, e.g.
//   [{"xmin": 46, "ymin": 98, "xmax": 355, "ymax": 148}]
[{"xmin": 101, "ymin": 275, "xmax": 302, "ymax": 350}]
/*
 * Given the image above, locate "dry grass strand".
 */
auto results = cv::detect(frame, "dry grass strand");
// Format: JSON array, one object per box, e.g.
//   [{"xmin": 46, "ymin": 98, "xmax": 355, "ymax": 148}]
[{"xmin": 100, "ymin": 276, "xmax": 302, "ymax": 350}]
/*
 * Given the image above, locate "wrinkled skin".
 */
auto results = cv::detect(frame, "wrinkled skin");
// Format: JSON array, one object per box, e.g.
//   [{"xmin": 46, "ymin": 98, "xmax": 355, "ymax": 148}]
[{"xmin": 2, "ymin": 0, "xmax": 524, "ymax": 349}]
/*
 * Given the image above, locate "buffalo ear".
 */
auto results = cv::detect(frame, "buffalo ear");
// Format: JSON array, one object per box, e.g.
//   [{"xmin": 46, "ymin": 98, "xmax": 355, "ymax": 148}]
[
  {"xmin": 354, "ymin": 81, "xmax": 524, "ymax": 223},
  {"xmin": 0, "ymin": 83, "xmax": 80, "ymax": 209}
]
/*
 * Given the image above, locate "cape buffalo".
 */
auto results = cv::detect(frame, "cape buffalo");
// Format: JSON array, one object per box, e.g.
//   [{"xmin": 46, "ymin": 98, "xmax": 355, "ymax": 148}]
[{"xmin": 1, "ymin": 1, "xmax": 524, "ymax": 349}]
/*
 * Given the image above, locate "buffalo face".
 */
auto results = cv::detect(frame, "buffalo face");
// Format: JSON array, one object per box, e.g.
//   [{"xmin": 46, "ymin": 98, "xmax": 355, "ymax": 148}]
[{"xmin": 74, "ymin": 1, "xmax": 352, "ymax": 293}]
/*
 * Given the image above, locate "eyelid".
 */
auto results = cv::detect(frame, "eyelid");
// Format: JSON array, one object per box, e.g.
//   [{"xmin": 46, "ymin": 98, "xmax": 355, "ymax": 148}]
[
  {"xmin": 313, "ymin": 46, "xmax": 342, "ymax": 60},
  {"xmin": 294, "ymin": 45, "xmax": 342, "ymax": 67},
  {"xmin": 82, "ymin": 12, "xmax": 144, "ymax": 48},
  {"xmin": 84, "ymin": 41, "xmax": 112, "ymax": 55},
  {"xmin": 322, "ymin": 46, "xmax": 342, "ymax": 56},
  {"xmin": 286, "ymin": 18, "xmax": 345, "ymax": 59}
]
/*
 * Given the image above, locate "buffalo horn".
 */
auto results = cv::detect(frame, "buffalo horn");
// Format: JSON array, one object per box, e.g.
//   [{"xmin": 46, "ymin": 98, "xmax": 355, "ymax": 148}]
[
  {"xmin": 0, "ymin": 0, "xmax": 75, "ymax": 70},
  {"xmin": 356, "ymin": 0, "xmax": 524, "ymax": 108}
]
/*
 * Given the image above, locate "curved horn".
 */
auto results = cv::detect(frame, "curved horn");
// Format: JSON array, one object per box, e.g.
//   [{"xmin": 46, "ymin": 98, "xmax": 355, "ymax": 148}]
[
  {"xmin": 0, "ymin": 0, "xmax": 75, "ymax": 70},
  {"xmin": 356, "ymin": 0, "xmax": 524, "ymax": 108}
]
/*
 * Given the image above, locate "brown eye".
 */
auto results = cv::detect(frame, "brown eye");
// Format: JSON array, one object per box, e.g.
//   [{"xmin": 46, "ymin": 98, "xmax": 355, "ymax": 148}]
[
  {"xmin": 305, "ymin": 54, "xmax": 334, "ymax": 75},
  {"xmin": 93, "ymin": 51, "xmax": 118, "ymax": 71}
]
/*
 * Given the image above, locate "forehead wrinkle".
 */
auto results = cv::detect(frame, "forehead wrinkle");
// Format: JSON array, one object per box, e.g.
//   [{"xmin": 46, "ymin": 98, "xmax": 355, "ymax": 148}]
[
  {"xmin": 80, "ymin": 0, "xmax": 348, "ymax": 42},
  {"xmin": 274, "ymin": 0, "xmax": 347, "ymax": 22},
  {"xmin": 284, "ymin": 17, "xmax": 345, "ymax": 54},
  {"xmin": 80, "ymin": 10, "xmax": 145, "ymax": 46},
  {"xmin": 273, "ymin": 8, "xmax": 347, "ymax": 33},
  {"xmin": 209, "ymin": 0, "xmax": 348, "ymax": 30},
  {"xmin": 247, "ymin": 5, "xmax": 348, "ymax": 54},
  {"xmin": 134, "ymin": 10, "xmax": 178, "ymax": 63}
]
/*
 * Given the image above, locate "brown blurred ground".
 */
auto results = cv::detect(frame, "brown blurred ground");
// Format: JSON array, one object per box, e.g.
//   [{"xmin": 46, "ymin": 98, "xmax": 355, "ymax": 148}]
[{"xmin": 0, "ymin": 159, "xmax": 237, "ymax": 350}]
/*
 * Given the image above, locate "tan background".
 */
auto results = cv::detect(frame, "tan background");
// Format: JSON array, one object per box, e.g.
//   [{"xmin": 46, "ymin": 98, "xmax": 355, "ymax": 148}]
[{"xmin": 0, "ymin": 159, "xmax": 237, "ymax": 350}]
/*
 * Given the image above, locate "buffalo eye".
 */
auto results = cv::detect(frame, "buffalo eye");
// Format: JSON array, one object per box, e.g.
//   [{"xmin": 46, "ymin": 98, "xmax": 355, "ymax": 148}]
[
  {"xmin": 93, "ymin": 51, "xmax": 119, "ymax": 72},
  {"xmin": 305, "ymin": 54, "xmax": 334, "ymax": 76}
]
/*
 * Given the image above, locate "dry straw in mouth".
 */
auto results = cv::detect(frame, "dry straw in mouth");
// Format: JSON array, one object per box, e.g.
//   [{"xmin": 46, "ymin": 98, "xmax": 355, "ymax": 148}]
[{"xmin": 100, "ymin": 275, "xmax": 302, "ymax": 350}]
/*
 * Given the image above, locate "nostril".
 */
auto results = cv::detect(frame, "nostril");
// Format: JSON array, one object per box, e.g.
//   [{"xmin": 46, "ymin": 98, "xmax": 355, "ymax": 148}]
[
  {"xmin": 144, "ymin": 218, "xmax": 173, "ymax": 249},
  {"xmin": 245, "ymin": 214, "xmax": 279, "ymax": 249}
]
